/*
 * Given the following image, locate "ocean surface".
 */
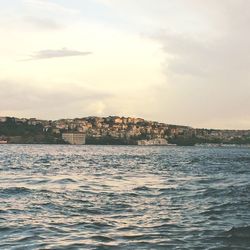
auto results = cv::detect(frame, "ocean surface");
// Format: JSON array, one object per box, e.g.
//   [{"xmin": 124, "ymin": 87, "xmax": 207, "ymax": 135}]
[{"xmin": 0, "ymin": 145, "xmax": 250, "ymax": 250}]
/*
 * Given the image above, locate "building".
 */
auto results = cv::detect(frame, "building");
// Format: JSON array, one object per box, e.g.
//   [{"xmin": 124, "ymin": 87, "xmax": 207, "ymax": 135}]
[
  {"xmin": 52, "ymin": 128, "xmax": 60, "ymax": 134},
  {"xmin": 137, "ymin": 138, "xmax": 168, "ymax": 146},
  {"xmin": 0, "ymin": 136, "xmax": 7, "ymax": 144},
  {"xmin": 0, "ymin": 117, "xmax": 7, "ymax": 122},
  {"xmin": 114, "ymin": 117, "xmax": 123, "ymax": 124},
  {"xmin": 62, "ymin": 133, "xmax": 86, "ymax": 145}
]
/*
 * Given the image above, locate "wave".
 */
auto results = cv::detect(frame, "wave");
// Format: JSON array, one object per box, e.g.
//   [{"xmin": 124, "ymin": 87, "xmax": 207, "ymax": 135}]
[
  {"xmin": 90, "ymin": 235, "xmax": 115, "ymax": 242},
  {"xmin": 133, "ymin": 186, "xmax": 152, "ymax": 191},
  {"xmin": 51, "ymin": 178, "xmax": 77, "ymax": 184},
  {"xmin": 0, "ymin": 226, "xmax": 13, "ymax": 233},
  {"xmin": 223, "ymin": 226, "xmax": 250, "ymax": 239},
  {"xmin": 0, "ymin": 187, "xmax": 32, "ymax": 195},
  {"xmin": 1, "ymin": 145, "xmax": 250, "ymax": 249}
]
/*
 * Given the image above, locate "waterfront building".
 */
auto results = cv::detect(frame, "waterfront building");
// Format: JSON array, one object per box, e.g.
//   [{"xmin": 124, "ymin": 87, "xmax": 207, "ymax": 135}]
[
  {"xmin": 137, "ymin": 138, "xmax": 168, "ymax": 146},
  {"xmin": 0, "ymin": 117, "xmax": 7, "ymax": 122},
  {"xmin": 0, "ymin": 135, "xmax": 7, "ymax": 144},
  {"xmin": 62, "ymin": 133, "xmax": 86, "ymax": 145}
]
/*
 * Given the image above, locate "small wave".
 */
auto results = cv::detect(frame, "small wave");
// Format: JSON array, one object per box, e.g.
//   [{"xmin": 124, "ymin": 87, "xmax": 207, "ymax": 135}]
[
  {"xmin": 201, "ymin": 209, "xmax": 225, "ymax": 216},
  {"xmin": 34, "ymin": 157, "xmax": 51, "ymax": 164},
  {"xmin": 0, "ymin": 210, "xmax": 7, "ymax": 214},
  {"xmin": 158, "ymin": 186, "xmax": 188, "ymax": 193},
  {"xmin": 187, "ymin": 157, "xmax": 202, "ymax": 164},
  {"xmin": 31, "ymin": 179, "xmax": 50, "ymax": 184},
  {"xmin": 117, "ymin": 226, "xmax": 137, "ymax": 232},
  {"xmin": 77, "ymin": 208, "xmax": 104, "ymax": 215},
  {"xmin": 0, "ymin": 226, "xmax": 13, "ymax": 233},
  {"xmin": 122, "ymin": 234, "xmax": 146, "ymax": 240},
  {"xmin": 200, "ymin": 202, "xmax": 236, "ymax": 216},
  {"xmin": 71, "ymin": 222, "xmax": 115, "ymax": 231},
  {"xmin": 15, "ymin": 235, "xmax": 44, "ymax": 243},
  {"xmin": 231, "ymin": 156, "xmax": 250, "ymax": 163},
  {"xmin": 224, "ymin": 226, "xmax": 250, "ymax": 239},
  {"xmin": 51, "ymin": 178, "xmax": 77, "ymax": 184},
  {"xmin": 90, "ymin": 235, "xmax": 115, "ymax": 242},
  {"xmin": 0, "ymin": 187, "xmax": 32, "ymax": 195},
  {"xmin": 46, "ymin": 226, "xmax": 70, "ymax": 234},
  {"xmin": 133, "ymin": 186, "xmax": 152, "ymax": 191}
]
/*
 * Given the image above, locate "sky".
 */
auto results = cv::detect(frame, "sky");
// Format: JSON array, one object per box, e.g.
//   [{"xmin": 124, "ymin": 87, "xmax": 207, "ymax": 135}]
[{"xmin": 1, "ymin": 0, "xmax": 250, "ymax": 129}]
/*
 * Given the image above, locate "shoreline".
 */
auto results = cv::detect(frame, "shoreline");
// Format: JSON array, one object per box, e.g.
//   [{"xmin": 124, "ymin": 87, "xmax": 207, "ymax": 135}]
[{"xmin": 1, "ymin": 143, "xmax": 250, "ymax": 148}]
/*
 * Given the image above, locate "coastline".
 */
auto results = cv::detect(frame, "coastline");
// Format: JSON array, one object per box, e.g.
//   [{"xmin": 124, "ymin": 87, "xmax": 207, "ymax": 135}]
[{"xmin": 1, "ymin": 116, "xmax": 250, "ymax": 146}]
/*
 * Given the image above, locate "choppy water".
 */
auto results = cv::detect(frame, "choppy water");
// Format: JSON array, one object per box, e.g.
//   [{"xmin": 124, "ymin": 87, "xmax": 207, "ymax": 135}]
[{"xmin": 0, "ymin": 145, "xmax": 250, "ymax": 250}]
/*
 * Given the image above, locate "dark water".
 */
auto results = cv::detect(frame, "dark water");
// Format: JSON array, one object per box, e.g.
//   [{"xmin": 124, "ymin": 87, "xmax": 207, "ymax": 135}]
[{"xmin": 0, "ymin": 145, "xmax": 250, "ymax": 250}]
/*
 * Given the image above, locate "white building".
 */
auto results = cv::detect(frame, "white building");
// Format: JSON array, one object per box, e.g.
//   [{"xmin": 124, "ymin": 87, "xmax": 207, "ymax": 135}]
[
  {"xmin": 137, "ymin": 138, "xmax": 168, "ymax": 146},
  {"xmin": 62, "ymin": 133, "xmax": 86, "ymax": 145},
  {"xmin": 0, "ymin": 117, "xmax": 7, "ymax": 122}
]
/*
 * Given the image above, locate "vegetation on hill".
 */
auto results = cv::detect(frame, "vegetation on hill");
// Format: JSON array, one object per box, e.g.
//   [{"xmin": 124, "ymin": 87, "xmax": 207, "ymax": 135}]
[{"xmin": 0, "ymin": 118, "xmax": 64, "ymax": 144}]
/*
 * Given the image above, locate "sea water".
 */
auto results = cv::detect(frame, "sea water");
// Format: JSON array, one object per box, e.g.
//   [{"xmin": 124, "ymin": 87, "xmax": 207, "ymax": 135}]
[{"xmin": 0, "ymin": 145, "xmax": 249, "ymax": 249}]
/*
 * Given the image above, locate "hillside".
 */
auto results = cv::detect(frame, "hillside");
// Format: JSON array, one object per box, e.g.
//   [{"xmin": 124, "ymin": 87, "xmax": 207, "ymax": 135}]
[{"xmin": 1, "ymin": 116, "xmax": 250, "ymax": 145}]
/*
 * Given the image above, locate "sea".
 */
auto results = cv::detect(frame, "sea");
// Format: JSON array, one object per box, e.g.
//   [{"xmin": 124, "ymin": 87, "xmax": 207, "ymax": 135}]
[{"xmin": 0, "ymin": 145, "xmax": 249, "ymax": 250}]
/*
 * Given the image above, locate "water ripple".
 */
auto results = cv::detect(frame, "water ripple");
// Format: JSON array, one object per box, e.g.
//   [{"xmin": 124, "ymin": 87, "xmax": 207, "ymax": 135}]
[{"xmin": 0, "ymin": 145, "xmax": 249, "ymax": 249}]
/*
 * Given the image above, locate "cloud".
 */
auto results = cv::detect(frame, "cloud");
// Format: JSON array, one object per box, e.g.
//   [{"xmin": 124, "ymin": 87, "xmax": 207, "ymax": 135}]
[
  {"xmin": 97, "ymin": 0, "xmax": 250, "ymax": 128},
  {"xmin": 23, "ymin": 16, "xmax": 63, "ymax": 30},
  {"xmin": 2, "ymin": 0, "xmax": 250, "ymax": 128},
  {"xmin": 24, "ymin": 48, "xmax": 92, "ymax": 61},
  {"xmin": 0, "ymin": 80, "xmax": 112, "ymax": 119},
  {"xmin": 24, "ymin": 0, "xmax": 79, "ymax": 15},
  {"xmin": 151, "ymin": 1, "xmax": 250, "ymax": 128}
]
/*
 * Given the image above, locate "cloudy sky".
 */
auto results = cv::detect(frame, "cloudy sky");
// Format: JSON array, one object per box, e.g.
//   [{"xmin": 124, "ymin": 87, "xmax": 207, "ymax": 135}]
[{"xmin": 1, "ymin": 0, "xmax": 250, "ymax": 129}]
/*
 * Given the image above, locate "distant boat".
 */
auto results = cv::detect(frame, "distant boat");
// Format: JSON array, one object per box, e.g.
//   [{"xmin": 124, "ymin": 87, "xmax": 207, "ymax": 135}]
[{"xmin": 0, "ymin": 140, "xmax": 7, "ymax": 144}]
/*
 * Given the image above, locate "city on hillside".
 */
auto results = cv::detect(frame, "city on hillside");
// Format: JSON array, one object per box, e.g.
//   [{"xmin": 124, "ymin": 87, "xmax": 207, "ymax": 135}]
[{"xmin": 1, "ymin": 116, "xmax": 250, "ymax": 146}]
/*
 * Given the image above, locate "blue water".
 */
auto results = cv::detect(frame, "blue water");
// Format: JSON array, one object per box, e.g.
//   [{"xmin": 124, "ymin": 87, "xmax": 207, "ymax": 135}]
[{"xmin": 0, "ymin": 145, "xmax": 250, "ymax": 249}]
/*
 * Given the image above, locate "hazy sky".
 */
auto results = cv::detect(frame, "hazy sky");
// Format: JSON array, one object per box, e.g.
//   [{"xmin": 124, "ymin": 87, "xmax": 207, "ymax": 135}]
[{"xmin": 1, "ymin": 0, "xmax": 250, "ymax": 129}]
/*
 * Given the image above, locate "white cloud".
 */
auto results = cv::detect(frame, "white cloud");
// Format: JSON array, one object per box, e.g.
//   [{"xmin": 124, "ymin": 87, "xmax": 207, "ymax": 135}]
[
  {"xmin": 151, "ymin": 1, "xmax": 250, "ymax": 128},
  {"xmin": 23, "ymin": 16, "xmax": 63, "ymax": 30},
  {"xmin": 1, "ymin": 0, "xmax": 250, "ymax": 128},
  {"xmin": 24, "ymin": 48, "xmax": 92, "ymax": 61},
  {"xmin": 23, "ymin": 0, "xmax": 79, "ymax": 15},
  {"xmin": 95, "ymin": 0, "xmax": 250, "ymax": 128},
  {"xmin": 0, "ymin": 80, "xmax": 112, "ymax": 119}
]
